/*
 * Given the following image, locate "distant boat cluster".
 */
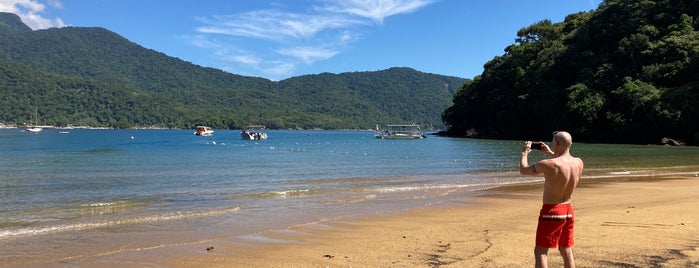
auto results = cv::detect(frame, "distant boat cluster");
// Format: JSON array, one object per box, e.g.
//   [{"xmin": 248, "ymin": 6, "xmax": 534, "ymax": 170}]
[
  {"xmin": 0, "ymin": 108, "xmax": 115, "ymax": 133},
  {"xmin": 194, "ymin": 125, "xmax": 269, "ymax": 140},
  {"xmin": 3, "ymin": 122, "xmax": 428, "ymax": 141},
  {"xmin": 0, "ymin": 124, "xmax": 136, "ymax": 131}
]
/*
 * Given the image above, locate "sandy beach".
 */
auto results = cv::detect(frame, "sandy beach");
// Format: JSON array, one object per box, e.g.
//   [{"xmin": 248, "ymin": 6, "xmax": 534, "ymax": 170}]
[{"xmin": 113, "ymin": 175, "xmax": 695, "ymax": 268}]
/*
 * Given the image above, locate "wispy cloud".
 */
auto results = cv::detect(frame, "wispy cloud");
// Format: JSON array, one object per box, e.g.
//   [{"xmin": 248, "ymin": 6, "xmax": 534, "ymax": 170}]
[
  {"xmin": 192, "ymin": 0, "xmax": 434, "ymax": 79},
  {"xmin": 0, "ymin": 0, "xmax": 65, "ymax": 29},
  {"xmin": 320, "ymin": 0, "xmax": 432, "ymax": 24},
  {"xmin": 276, "ymin": 46, "xmax": 338, "ymax": 64},
  {"xmin": 197, "ymin": 10, "xmax": 361, "ymax": 41},
  {"xmin": 222, "ymin": 55, "xmax": 296, "ymax": 80},
  {"xmin": 231, "ymin": 54, "xmax": 261, "ymax": 66}
]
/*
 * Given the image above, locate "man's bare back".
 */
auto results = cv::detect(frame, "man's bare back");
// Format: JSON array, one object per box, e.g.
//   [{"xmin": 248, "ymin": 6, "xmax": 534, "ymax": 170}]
[
  {"xmin": 519, "ymin": 131, "xmax": 583, "ymax": 204},
  {"xmin": 538, "ymin": 155, "xmax": 583, "ymax": 204}
]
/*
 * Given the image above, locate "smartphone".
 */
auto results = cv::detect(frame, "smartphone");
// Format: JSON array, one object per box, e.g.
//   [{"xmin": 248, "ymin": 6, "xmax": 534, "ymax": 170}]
[{"xmin": 530, "ymin": 142, "xmax": 542, "ymax": 150}]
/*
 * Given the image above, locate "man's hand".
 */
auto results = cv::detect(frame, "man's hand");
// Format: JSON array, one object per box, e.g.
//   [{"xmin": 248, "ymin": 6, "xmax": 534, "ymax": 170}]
[
  {"xmin": 538, "ymin": 142, "xmax": 555, "ymax": 156},
  {"xmin": 525, "ymin": 141, "xmax": 555, "ymax": 156},
  {"xmin": 522, "ymin": 141, "xmax": 533, "ymax": 155}
]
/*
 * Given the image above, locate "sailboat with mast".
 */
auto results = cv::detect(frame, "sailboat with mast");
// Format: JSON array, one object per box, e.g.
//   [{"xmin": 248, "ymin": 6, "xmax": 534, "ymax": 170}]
[{"xmin": 26, "ymin": 108, "xmax": 43, "ymax": 133}]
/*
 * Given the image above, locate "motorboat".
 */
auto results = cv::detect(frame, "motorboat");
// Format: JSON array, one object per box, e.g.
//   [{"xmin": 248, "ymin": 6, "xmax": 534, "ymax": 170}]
[
  {"xmin": 241, "ymin": 125, "xmax": 267, "ymax": 140},
  {"xmin": 374, "ymin": 124, "xmax": 426, "ymax": 139},
  {"xmin": 194, "ymin": 126, "xmax": 214, "ymax": 136}
]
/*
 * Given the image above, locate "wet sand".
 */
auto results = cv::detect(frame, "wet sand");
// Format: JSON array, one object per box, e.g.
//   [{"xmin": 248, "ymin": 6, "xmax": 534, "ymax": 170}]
[
  {"xmin": 29, "ymin": 175, "xmax": 699, "ymax": 267},
  {"xmin": 109, "ymin": 175, "xmax": 696, "ymax": 268}
]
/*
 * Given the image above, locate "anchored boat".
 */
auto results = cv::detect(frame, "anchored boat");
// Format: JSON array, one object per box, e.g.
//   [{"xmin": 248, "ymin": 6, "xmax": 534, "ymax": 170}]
[
  {"xmin": 374, "ymin": 124, "xmax": 426, "ymax": 139},
  {"xmin": 194, "ymin": 126, "xmax": 214, "ymax": 136},
  {"xmin": 241, "ymin": 125, "xmax": 268, "ymax": 140}
]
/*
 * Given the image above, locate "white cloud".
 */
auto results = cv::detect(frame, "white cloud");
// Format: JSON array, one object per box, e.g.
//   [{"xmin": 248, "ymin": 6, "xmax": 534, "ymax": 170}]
[
  {"xmin": 197, "ymin": 10, "xmax": 360, "ymax": 41},
  {"xmin": 221, "ymin": 55, "xmax": 296, "ymax": 81},
  {"xmin": 276, "ymin": 46, "xmax": 339, "ymax": 64},
  {"xmin": 183, "ymin": 34, "xmax": 219, "ymax": 49},
  {"xmin": 231, "ymin": 54, "xmax": 261, "ymax": 66},
  {"xmin": 46, "ymin": 0, "xmax": 61, "ymax": 9},
  {"xmin": 262, "ymin": 61, "xmax": 296, "ymax": 79},
  {"xmin": 0, "ymin": 0, "xmax": 65, "ymax": 29},
  {"xmin": 0, "ymin": 0, "xmax": 44, "ymax": 13},
  {"xmin": 194, "ymin": 0, "xmax": 434, "ymax": 79},
  {"xmin": 339, "ymin": 30, "xmax": 355, "ymax": 43},
  {"xmin": 320, "ymin": 0, "xmax": 433, "ymax": 24}
]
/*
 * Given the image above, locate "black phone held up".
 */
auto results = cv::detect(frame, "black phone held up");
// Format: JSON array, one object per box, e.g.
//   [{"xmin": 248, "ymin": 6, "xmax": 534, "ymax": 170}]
[{"xmin": 530, "ymin": 143, "xmax": 542, "ymax": 150}]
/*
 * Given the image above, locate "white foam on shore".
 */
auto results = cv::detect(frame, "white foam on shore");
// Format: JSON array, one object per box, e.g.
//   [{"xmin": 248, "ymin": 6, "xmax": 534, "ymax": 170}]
[
  {"xmin": 373, "ymin": 178, "xmax": 543, "ymax": 194},
  {"xmin": 0, "ymin": 207, "xmax": 241, "ymax": 239},
  {"xmin": 271, "ymin": 189, "xmax": 311, "ymax": 196}
]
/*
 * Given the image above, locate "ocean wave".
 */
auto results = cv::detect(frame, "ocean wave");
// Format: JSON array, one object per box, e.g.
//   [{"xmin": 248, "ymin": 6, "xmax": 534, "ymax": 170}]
[
  {"xmin": 271, "ymin": 189, "xmax": 311, "ymax": 196},
  {"xmin": 373, "ymin": 179, "xmax": 543, "ymax": 194},
  {"xmin": 78, "ymin": 200, "xmax": 145, "ymax": 215},
  {"xmin": 251, "ymin": 189, "xmax": 315, "ymax": 199},
  {"xmin": 582, "ymin": 167, "xmax": 699, "ymax": 179},
  {"xmin": 0, "ymin": 206, "xmax": 241, "ymax": 239}
]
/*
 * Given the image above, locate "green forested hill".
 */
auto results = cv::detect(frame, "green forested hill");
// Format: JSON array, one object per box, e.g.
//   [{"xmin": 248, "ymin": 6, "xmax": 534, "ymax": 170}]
[
  {"xmin": 0, "ymin": 61, "xmax": 189, "ymax": 128},
  {"xmin": 0, "ymin": 12, "xmax": 465, "ymax": 130},
  {"xmin": 0, "ymin": 13, "xmax": 31, "ymax": 32},
  {"xmin": 442, "ymin": 0, "xmax": 699, "ymax": 145},
  {"xmin": 276, "ymin": 68, "xmax": 460, "ymax": 129}
]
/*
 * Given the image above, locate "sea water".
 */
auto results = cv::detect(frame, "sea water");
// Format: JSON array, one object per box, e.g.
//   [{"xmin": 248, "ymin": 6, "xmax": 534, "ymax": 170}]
[{"xmin": 1, "ymin": 129, "xmax": 698, "ymax": 265}]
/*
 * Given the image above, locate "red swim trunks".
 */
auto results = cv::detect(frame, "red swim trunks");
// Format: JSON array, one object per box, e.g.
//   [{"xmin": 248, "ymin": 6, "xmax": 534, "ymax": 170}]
[{"xmin": 536, "ymin": 203, "xmax": 574, "ymax": 248}]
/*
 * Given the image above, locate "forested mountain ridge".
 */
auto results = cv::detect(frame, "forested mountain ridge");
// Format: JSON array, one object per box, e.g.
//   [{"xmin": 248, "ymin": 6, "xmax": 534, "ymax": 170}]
[
  {"xmin": 442, "ymin": 0, "xmax": 699, "ymax": 145},
  {"xmin": 0, "ymin": 13, "xmax": 31, "ymax": 32},
  {"xmin": 0, "ymin": 12, "xmax": 465, "ymax": 130}
]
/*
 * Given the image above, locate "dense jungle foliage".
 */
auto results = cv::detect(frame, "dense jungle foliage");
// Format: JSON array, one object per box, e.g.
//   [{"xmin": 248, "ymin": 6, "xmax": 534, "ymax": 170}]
[
  {"xmin": 442, "ymin": 0, "xmax": 699, "ymax": 145},
  {"xmin": 0, "ymin": 12, "xmax": 464, "ymax": 130}
]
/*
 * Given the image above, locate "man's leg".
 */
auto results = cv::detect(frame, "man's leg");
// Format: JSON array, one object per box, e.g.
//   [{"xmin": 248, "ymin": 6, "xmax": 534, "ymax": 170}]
[
  {"xmin": 558, "ymin": 246, "xmax": 575, "ymax": 268},
  {"xmin": 535, "ymin": 246, "xmax": 549, "ymax": 268}
]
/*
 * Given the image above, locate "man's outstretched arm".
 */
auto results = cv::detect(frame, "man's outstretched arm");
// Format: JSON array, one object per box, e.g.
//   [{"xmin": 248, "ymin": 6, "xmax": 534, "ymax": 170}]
[{"xmin": 520, "ymin": 141, "xmax": 538, "ymax": 175}]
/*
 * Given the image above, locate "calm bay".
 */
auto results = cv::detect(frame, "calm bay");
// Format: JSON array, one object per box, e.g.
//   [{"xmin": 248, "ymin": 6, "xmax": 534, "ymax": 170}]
[{"xmin": 1, "ymin": 129, "xmax": 697, "ymax": 266}]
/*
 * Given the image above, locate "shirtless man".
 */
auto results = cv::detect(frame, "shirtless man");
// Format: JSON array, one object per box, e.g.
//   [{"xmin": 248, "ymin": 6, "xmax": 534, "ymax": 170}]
[{"xmin": 520, "ymin": 131, "xmax": 583, "ymax": 268}]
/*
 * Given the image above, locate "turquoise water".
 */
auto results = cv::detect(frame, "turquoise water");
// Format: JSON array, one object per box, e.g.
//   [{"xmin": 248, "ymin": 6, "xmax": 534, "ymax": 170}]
[{"xmin": 1, "ymin": 129, "xmax": 698, "ymax": 265}]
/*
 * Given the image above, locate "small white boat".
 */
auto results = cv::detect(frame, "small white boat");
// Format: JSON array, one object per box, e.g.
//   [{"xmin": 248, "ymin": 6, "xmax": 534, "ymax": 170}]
[
  {"xmin": 375, "ymin": 124, "xmax": 426, "ymax": 139},
  {"xmin": 194, "ymin": 126, "xmax": 214, "ymax": 136},
  {"xmin": 26, "ymin": 127, "xmax": 43, "ymax": 133},
  {"xmin": 241, "ymin": 125, "xmax": 267, "ymax": 140},
  {"xmin": 25, "ymin": 108, "xmax": 43, "ymax": 133}
]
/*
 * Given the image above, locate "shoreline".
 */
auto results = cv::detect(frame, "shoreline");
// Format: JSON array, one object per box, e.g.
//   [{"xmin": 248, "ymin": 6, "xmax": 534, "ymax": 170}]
[{"xmin": 40, "ymin": 174, "xmax": 698, "ymax": 267}]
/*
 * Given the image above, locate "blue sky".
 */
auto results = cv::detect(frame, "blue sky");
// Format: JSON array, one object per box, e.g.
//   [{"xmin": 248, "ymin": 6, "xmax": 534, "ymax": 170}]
[{"xmin": 2, "ymin": 0, "xmax": 602, "ymax": 81}]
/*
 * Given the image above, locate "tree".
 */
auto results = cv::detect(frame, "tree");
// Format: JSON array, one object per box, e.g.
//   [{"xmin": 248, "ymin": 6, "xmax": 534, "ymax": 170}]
[{"xmin": 443, "ymin": 0, "xmax": 699, "ymax": 145}]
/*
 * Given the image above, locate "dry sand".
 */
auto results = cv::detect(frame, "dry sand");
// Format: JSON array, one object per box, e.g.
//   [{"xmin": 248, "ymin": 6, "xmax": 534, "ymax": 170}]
[{"xmin": 165, "ymin": 176, "xmax": 699, "ymax": 268}]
